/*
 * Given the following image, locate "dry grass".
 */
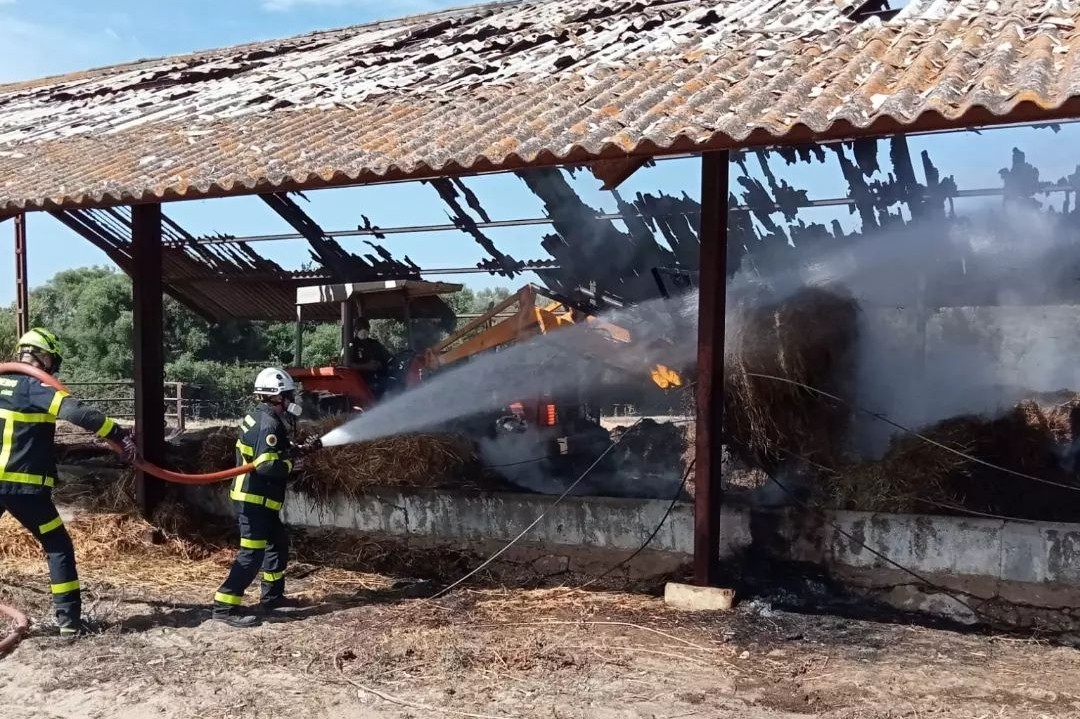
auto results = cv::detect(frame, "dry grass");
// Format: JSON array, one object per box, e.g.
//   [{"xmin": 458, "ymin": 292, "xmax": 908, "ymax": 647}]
[{"xmin": 0, "ymin": 508, "xmax": 228, "ymax": 567}]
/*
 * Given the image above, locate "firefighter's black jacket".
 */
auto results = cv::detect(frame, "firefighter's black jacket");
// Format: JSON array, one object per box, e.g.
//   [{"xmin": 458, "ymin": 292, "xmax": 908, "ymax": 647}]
[
  {"xmin": 231, "ymin": 403, "xmax": 293, "ymax": 510},
  {"xmin": 0, "ymin": 373, "xmax": 125, "ymax": 494}
]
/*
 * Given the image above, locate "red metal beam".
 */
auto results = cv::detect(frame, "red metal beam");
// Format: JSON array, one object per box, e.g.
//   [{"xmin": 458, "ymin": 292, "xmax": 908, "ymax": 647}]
[
  {"xmin": 694, "ymin": 151, "xmax": 729, "ymax": 587},
  {"xmin": 131, "ymin": 204, "xmax": 166, "ymax": 518},
  {"xmin": 13, "ymin": 214, "xmax": 28, "ymax": 337}
]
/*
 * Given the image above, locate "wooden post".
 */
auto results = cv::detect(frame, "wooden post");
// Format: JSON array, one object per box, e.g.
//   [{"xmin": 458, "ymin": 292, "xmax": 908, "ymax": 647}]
[
  {"xmin": 131, "ymin": 204, "xmax": 166, "ymax": 518},
  {"xmin": 694, "ymin": 151, "xmax": 730, "ymax": 586},
  {"xmin": 340, "ymin": 299, "xmax": 356, "ymax": 366},
  {"xmin": 175, "ymin": 382, "xmax": 186, "ymax": 434}
]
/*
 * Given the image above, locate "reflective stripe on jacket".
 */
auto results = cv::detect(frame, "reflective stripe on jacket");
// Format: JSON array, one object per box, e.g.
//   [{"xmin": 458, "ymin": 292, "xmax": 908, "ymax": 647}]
[{"xmin": 0, "ymin": 373, "xmax": 121, "ymax": 494}]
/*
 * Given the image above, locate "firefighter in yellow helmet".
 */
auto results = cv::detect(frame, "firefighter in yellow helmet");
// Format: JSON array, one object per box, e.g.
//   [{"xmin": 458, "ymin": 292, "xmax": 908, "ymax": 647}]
[{"xmin": 0, "ymin": 328, "xmax": 135, "ymax": 639}]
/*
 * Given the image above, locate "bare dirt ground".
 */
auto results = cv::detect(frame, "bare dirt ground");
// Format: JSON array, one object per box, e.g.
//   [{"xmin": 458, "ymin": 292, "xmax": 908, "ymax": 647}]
[{"xmin": 4, "ymin": 534, "xmax": 1080, "ymax": 719}]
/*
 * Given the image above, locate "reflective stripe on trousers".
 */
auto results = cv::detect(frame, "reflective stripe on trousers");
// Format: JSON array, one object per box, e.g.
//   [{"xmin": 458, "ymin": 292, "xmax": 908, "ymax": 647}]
[{"xmin": 215, "ymin": 504, "xmax": 290, "ymax": 608}]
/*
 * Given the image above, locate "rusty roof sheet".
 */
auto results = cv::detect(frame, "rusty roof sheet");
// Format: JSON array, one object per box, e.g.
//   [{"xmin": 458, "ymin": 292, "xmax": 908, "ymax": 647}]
[
  {"xmin": 1, "ymin": 0, "xmax": 1079, "ymax": 212},
  {"xmin": 53, "ymin": 207, "xmax": 457, "ymax": 322}
]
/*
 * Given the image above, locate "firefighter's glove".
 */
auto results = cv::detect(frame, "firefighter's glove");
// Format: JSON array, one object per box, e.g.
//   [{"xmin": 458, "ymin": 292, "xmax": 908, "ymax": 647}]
[
  {"xmin": 116, "ymin": 429, "xmax": 138, "ymax": 464},
  {"xmin": 295, "ymin": 437, "xmax": 323, "ymax": 457}
]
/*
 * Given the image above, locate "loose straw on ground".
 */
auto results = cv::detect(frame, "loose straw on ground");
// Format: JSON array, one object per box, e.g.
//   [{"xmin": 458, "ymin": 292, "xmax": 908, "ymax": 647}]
[{"xmin": 333, "ymin": 651, "xmax": 520, "ymax": 719}]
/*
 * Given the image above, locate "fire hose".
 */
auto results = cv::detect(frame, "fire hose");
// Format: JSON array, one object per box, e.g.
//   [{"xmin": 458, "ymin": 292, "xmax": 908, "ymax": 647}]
[{"xmin": 0, "ymin": 362, "xmax": 253, "ymax": 484}]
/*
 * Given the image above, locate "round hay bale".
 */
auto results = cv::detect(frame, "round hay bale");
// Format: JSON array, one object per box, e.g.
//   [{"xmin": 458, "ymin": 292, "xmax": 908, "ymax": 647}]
[{"xmin": 724, "ymin": 286, "xmax": 859, "ymax": 473}]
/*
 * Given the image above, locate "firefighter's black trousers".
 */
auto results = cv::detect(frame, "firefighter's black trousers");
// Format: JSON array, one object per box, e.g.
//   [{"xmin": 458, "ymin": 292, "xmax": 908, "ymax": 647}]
[
  {"xmin": 214, "ymin": 502, "xmax": 288, "ymax": 611},
  {"xmin": 0, "ymin": 494, "xmax": 80, "ymax": 627}
]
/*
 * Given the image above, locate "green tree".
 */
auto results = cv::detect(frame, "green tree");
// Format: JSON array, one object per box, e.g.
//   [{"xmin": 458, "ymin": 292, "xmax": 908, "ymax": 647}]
[
  {"xmin": 30, "ymin": 267, "xmax": 134, "ymax": 380},
  {"xmin": 0, "ymin": 306, "xmax": 17, "ymax": 361}
]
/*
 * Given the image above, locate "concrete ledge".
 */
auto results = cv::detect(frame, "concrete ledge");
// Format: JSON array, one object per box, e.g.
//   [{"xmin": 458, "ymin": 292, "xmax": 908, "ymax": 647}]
[{"xmin": 181, "ymin": 484, "xmax": 752, "ymax": 558}]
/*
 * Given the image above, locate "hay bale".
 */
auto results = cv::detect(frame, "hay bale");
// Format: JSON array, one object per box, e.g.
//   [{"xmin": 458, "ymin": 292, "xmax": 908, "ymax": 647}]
[
  {"xmin": 820, "ymin": 416, "xmax": 977, "ymax": 513},
  {"xmin": 822, "ymin": 393, "xmax": 1080, "ymax": 520},
  {"xmin": 292, "ymin": 416, "xmax": 497, "ymax": 503},
  {"xmin": 725, "ymin": 286, "xmax": 859, "ymax": 473},
  {"xmin": 297, "ymin": 432, "xmax": 491, "ymax": 503}
]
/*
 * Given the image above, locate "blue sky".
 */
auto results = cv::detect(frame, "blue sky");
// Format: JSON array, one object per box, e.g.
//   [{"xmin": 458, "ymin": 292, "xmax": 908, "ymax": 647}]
[{"xmin": 0, "ymin": 0, "xmax": 1077, "ymax": 304}]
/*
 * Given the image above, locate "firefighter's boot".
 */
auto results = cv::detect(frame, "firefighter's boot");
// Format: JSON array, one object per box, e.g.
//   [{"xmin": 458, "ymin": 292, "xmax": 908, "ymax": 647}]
[
  {"xmin": 59, "ymin": 618, "xmax": 100, "ymax": 641},
  {"xmin": 259, "ymin": 596, "xmax": 304, "ymax": 615},
  {"xmin": 212, "ymin": 606, "xmax": 260, "ymax": 628}
]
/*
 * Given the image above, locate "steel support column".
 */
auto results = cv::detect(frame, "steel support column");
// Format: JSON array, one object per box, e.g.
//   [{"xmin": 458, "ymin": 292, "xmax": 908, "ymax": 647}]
[
  {"xmin": 694, "ymin": 151, "xmax": 729, "ymax": 586},
  {"xmin": 131, "ymin": 204, "xmax": 166, "ymax": 518},
  {"xmin": 13, "ymin": 214, "xmax": 28, "ymax": 337},
  {"xmin": 340, "ymin": 299, "xmax": 356, "ymax": 365},
  {"xmin": 294, "ymin": 304, "xmax": 304, "ymax": 366}
]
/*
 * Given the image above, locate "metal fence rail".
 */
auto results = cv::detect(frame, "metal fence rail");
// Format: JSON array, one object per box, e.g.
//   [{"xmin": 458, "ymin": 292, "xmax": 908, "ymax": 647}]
[{"xmin": 62, "ymin": 381, "xmax": 247, "ymax": 428}]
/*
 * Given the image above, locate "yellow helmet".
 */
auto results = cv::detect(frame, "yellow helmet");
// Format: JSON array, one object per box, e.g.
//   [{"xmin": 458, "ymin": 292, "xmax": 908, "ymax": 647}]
[
  {"xmin": 17, "ymin": 327, "xmax": 62, "ymax": 358},
  {"xmin": 17, "ymin": 327, "xmax": 63, "ymax": 373}
]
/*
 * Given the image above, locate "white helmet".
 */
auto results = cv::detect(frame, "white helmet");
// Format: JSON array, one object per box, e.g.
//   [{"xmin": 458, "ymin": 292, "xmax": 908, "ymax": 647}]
[{"xmin": 254, "ymin": 367, "xmax": 296, "ymax": 397}]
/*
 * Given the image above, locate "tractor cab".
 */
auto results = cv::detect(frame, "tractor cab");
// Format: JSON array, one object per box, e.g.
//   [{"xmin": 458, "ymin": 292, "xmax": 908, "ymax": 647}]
[{"xmin": 288, "ymin": 279, "xmax": 462, "ymax": 415}]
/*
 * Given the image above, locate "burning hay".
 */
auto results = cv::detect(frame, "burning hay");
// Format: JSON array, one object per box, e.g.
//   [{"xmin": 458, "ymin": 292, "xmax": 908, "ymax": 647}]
[
  {"xmin": 725, "ymin": 286, "xmax": 859, "ymax": 473},
  {"xmin": 296, "ymin": 429, "xmax": 496, "ymax": 503},
  {"xmin": 191, "ymin": 416, "xmax": 502, "ymax": 503},
  {"xmin": 820, "ymin": 393, "xmax": 1080, "ymax": 520}
]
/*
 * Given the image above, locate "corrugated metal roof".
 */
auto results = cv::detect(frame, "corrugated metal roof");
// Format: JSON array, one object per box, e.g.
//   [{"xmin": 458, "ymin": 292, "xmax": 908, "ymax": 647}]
[{"xmin": 1, "ymin": 0, "xmax": 1078, "ymax": 212}]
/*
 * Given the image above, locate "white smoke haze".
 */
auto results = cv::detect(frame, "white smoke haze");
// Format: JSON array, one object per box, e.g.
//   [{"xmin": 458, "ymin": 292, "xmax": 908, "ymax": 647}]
[
  {"xmin": 320, "ymin": 291, "xmax": 700, "ymax": 449},
  {"xmin": 321, "ymin": 202, "xmax": 1080, "ymax": 483},
  {"xmin": 732, "ymin": 204, "xmax": 1080, "ymax": 456}
]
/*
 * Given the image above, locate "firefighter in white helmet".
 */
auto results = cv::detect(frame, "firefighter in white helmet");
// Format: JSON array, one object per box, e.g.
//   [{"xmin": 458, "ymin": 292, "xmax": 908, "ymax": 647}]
[{"xmin": 212, "ymin": 368, "xmax": 306, "ymax": 627}]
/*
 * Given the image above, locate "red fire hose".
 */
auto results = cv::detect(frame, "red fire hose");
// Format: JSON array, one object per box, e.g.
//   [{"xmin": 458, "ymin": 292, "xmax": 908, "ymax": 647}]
[{"xmin": 0, "ymin": 362, "xmax": 253, "ymax": 485}]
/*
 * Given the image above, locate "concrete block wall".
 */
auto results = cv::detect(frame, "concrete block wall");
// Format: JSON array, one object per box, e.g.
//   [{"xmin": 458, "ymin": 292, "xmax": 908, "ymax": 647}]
[{"xmin": 769, "ymin": 508, "xmax": 1080, "ymax": 587}]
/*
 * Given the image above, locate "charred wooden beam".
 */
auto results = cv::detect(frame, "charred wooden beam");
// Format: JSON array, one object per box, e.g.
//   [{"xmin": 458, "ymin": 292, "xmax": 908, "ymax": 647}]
[
  {"xmin": 694, "ymin": 151, "xmax": 729, "ymax": 587},
  {"xmin": 429, "ymin": 178, "xmax": 519, "ymax": 277},
  {"xmin": 260, "ymin": 192, "xmax": 421, "ymax": 280}
]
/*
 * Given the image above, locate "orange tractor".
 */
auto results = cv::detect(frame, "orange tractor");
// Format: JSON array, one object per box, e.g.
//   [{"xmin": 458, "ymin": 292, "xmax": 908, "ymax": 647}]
[
  {"xmin": 289, "ymin": 280, "xmax": 681, "ymax": 418},
  {"xmin": 421, "ymin": 283, "xmax": 682, "ymax": 429},
  {"xmin": 288, "ymin": 279, "xmax": 462, "ymax": 415},
  {"xmin": 288, "ymin": 279, "xmax": 684, "ymax": 483}
]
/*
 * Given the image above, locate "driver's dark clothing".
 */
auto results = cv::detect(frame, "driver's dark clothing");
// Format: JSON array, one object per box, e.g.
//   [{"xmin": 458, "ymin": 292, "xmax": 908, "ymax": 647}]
[
  {"xmin": 350, "ymin": 337, "xmax": 391, "ymax": 397},
  {"xmin": 350, "ymin": 337, "xmax": 390, "ymax": 368}
]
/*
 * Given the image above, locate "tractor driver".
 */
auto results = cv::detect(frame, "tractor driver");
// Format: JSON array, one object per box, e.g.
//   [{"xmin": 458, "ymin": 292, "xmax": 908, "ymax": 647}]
[{"xmin": 349, "ymin": 318, "xmax": 391, "ymax": 398}]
